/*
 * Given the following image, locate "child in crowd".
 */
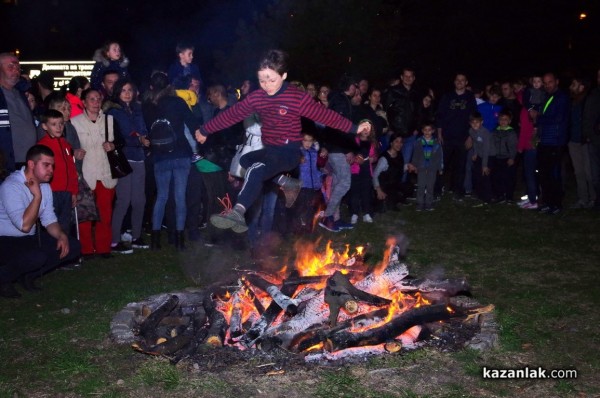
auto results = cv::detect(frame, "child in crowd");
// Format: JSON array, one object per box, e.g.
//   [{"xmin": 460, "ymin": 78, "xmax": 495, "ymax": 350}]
[
  {"xmin": 173, "ymin": 75, "xmax": 203, "ymax": 163},
  {"xmin": 37, "ymin": 109, "xmax": 79, "ymax": 233},
  {"xmin": 293, "ymin": 132, "xmax": 325, "ymax": 233},
  {"xmin": 168, "ymin": 42, "xmax": 202, "ymax": 85},
  {"xmin": 41, "ymin": 93, "xmax": 86, "ymax": 171},
  {"xmin": 467, "ymin": 112, "xmax": 492, "ymax": 205},
  {"xmin": 195, "ymin": 49, "xmax": 371, "ymax": 233},
  {"xmin": 516, "ymin": 75, "xmax": 545, "ymax": 209},
  {"xmin": 408, "ymin": 122, "xmax": 443, "ymax": 211},
  {"xmin": 490, "ymin": 110, "xmax": 518, "ymax": 203},
  {"xmin": 65, "ymin": 76, "xmax": 90, "ymax": 119},
  {"xmin": 373, "ymin": 133, "xmax": 405, "ymax": 212},
  {"xmin": 90, "ymin": 41, "xmax": 130, "ymax": 91},
  {"xmin": 349, "ymin": 121, "xmax": 378, "ymax": 223}
]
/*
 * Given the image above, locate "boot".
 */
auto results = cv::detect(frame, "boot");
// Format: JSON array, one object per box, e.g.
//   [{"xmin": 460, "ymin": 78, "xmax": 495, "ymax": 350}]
[
  {"xmin": 0, "ymin": 282, "xmax": 21, "ymax": 298},
  {"xmin": 19, "ymin": 274, "xmax": 42, "ymax": 292},
  {"xmin": 175, "ymin": 230, "xmax": 186, "ymax": 251},
  {"xmin": 150, "ymin": 230, "xmax": 161, "ymax": 250}
]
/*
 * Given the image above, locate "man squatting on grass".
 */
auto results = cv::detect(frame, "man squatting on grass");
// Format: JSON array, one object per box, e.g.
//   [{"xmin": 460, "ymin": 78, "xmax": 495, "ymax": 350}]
[
  {"xmin": 0, "ymin": 145, "xmax": 81, "ymax": 298},
  {"xmin": 195, "ymin": 49, "xmax": 372, "ymax": 233}
]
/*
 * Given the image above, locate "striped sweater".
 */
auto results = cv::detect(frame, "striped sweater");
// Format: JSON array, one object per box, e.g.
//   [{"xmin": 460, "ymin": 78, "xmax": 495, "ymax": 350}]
[{"xmin": 199, "ymin": 82, "xmax": 357, "ymax": 146}]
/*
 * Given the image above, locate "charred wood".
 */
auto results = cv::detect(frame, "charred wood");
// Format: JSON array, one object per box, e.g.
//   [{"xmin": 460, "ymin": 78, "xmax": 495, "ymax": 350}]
[
  {"xmin": 241, "ymin": 271, "xmax": 300, "ymax": 346},
  {"xmin": 137, "ymin": 295, "xmax": 180, "ymax": 344},
  {"xmin": 324, "ymin": 304, "xmax": 461, "ymax": 352},
  {"xmin": 325, "ymin": 271, "xmax": 392, "ymax": 326},
  {"xmin": 245, "ymin": 274, "xmax": 299, "ymax": 316},
  {"xmin": 241, "ymin": 279, "xmax": 265, "ymax": 314},
  {"xmin": 294, "ymin": 307, "xmax": 390, "ymax": 352},
  {"xmin": 203, "ymin": 294, "xmax": 228, "ymax": 346}
]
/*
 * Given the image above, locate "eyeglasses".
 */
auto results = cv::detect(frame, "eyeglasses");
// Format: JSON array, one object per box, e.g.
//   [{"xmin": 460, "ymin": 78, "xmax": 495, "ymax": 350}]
[{"xmin": 2, "ymin": 63, "xmax": 22, "ymax": 72}]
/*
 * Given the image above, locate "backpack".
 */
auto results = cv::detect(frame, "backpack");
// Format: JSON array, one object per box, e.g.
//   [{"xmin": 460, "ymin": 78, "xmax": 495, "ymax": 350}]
[{"xmin": 149, "ymin": 118, "xmax": 176, "ymax": 154}]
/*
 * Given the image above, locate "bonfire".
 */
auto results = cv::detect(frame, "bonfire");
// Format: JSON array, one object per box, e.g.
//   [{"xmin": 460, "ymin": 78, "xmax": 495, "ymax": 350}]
[{"xmin": 123, "ymin": 237, "xmax": 493, "ymax": 364}]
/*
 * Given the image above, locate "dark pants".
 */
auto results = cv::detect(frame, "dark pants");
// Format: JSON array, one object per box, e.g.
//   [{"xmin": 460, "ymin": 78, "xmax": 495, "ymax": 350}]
[
  {"xmin": 0, "ymin": 231, "xmax": 81, "ymax": 283},
  {"xmin": 490, "ymin": 156, "xmax": 516, "ymax": 201},
  {"xmin": 378, "ymin": 180, "xmax": 403, "ymax": 211},
  {"xmin": 537, "ymin": 145, "xmax": 565, "ymax": 207},
  {"xmin": 443, "ymin": 142, "xmax": 467, "ymax": 195},
  {"xmin": 52, "ymin": 191, "xmax": 73, "ymax": 236},
  {"xmin": 349, "ymin": 174, "xmax": 374, "ymax": 216},
  {"xmin": 472, "ymin": 156, "xmax": 492, "ymax": 203},
  {"xmin": 238, "ymin": 144, "xmax": 302, "ymax": 210},
  {"xmin": 292, "ymin": 188, "xmax": 324, "ymax": 234},
  {"xmin": 185, "ymin": 165, "xmax": 204, "ymax": 233}
]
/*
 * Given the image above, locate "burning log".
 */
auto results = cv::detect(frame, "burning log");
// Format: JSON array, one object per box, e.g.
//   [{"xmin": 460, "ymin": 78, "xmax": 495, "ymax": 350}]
[
  {"xmin": 260, "ymin": 258, "xmax": 410, "ymax": 349},
  {"xmin": 228, "ymin": 291, "xmax": 244, "ymax": 338},
  {"xmin": 241, "ymin": 271, "xmax": 301, "ymax": 346},
  {"xmin": 291, "ymin": 307, "xmax": 390, "ymax": 351},
  {"xmin": 319, "ymin": 304, "xmax": 461, "ymax": 352},
  {"xmin": 324, "ymin": 271, "xmax": 391, "ymax": 327},
  {"xmin": 203, "ymin": 294, "xmax": 228, "ymax": 346},
  {"xmin": 241, "ymin": 279, "xmax": 265, "ymax": 314},
  {"xmin": 244, "ymin": 274, "xmax": 299, "ymax": 316}
]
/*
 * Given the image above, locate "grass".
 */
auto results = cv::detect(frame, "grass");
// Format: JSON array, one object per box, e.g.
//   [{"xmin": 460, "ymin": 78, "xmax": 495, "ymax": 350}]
[{"xmin": 0, "ymin": 185, "xmax": 599, "ymax": 397}]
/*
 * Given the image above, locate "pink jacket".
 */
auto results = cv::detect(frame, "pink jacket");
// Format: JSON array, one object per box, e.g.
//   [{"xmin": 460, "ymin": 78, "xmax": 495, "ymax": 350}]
[{"xmin": 350, "ymin": 137, "xmax": 378, "ymax": 175}]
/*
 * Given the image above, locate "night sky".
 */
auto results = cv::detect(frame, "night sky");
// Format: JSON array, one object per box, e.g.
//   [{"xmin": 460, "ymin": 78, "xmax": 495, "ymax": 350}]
[{"xmin": 2, "ymin": 0, "xmax": 599, "ymax": 91}]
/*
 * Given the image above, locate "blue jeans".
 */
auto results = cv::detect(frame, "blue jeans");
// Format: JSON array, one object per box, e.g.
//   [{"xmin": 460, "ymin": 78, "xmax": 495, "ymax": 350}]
[
  {"xmin": 247, "ymin": 186, "xmax": 278, "ymax": 247},
  {"xmin": 52, "ymin": 191, "xmax": 73, "ymax": 235},
  {"xmin": 522, "ymin": 149, "xmax": 538, "ymax": 203},
  {"xmin": 152, "ymin": 157, "xmax": 190, "ymax": 231}
]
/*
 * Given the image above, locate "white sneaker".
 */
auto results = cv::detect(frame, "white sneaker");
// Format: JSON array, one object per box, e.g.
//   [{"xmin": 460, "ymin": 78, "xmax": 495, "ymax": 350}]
[
  {"xmin": 517, "ymin": 199, "xmax": 530, "ymax": 207},
  {"xmin": 351, "ymin": 214, "xmax": 358, "ymax": 224},
  {"xmin": 363, "ymin": 214, "xmax": 373, "ymax": 223}
]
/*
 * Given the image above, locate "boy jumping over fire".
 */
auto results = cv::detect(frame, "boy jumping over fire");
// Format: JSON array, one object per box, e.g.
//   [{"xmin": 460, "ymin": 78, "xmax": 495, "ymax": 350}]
[{"xmin": 195, "ymin": 49, "xmax": 371, "ymax": 233}]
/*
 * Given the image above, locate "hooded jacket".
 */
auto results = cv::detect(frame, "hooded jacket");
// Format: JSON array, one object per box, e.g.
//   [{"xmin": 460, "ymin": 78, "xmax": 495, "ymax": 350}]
[{"xmin": 90, "ymin": 48, "xmax": 130, "ymax": 91}]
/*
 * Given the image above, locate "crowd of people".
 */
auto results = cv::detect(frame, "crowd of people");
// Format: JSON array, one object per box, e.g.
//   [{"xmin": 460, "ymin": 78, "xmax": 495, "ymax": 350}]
[{"xmin": 1, "ymin": 41, "xmax": 599, "ymax": 298}]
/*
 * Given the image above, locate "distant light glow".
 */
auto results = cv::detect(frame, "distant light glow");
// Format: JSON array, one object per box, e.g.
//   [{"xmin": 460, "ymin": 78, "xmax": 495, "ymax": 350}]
[{"xmin": 579, "ymin": 12, "xmax": 587, "ymax": 20}]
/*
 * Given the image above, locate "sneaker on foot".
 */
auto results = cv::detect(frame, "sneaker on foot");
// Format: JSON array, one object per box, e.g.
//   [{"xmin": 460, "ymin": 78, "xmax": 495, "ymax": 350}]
[
  {"xmin": 279, "ymin": 176, "xmax": 302, "ymax": 208},
  {"xmin": 131, "ymin": 238, "xmax": 150, "ymax": 249},
  {"xmin": 111, "ymin": 242, "xmax": 133, "ymax": 254},
  {"xmin": 334, "ymin": 219, "xmax": 354, "ymax": 230},
  {"xmin": 538, "ymin": 205, "xmax": 551, "ymax": 213},
  {"xmin": 210, "ymin": 208, "xmax": 248, "ymax": 233},
  {"xmin": 318, "ymin": 216, "xmax": 340, "ymax": 232},
  {"xmin": 517, "ymin": 198, "xmax": 530, "ymax": 206},
  {"xmin": 351, "ymin": 214, "xmax": 358, "ymax": 224},
  {"xmin": 363, "ymin": 214, "xmax": 373, "ymax": 223},
  {"xmin": 416, "ymin": 204, "xmax": 424, "ymax": 212},
  {"xmin": 425, "ymin": 206, "xmax": 434, "ymax": 211},
  {"xmin": 191, "ymin": 153, "xmax": 203, "ymax": 163},
  {"xmin": 521, "ymin": 202, "xmax": 538, "ymax": 210},
  {"xmin": 548, "ymin": 206, "xmax": 562, "ymax": 215}
]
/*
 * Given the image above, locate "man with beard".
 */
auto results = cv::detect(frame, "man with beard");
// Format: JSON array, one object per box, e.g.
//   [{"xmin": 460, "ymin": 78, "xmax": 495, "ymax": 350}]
[{"xmin": 0, "ymin": 145, "xmax": 81, "ymax": 298}]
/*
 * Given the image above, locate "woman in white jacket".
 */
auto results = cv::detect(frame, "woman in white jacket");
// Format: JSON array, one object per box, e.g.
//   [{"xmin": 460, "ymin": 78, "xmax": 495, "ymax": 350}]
[{"xmin": 71, "ymin": 89, "xmax": 119, "ymax": 258}]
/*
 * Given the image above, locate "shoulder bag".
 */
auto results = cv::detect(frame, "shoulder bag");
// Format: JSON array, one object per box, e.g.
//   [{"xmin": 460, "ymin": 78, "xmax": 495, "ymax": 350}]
[{"xmin": 105, "ymin": 116, "xmax": 132, "ymax": 178}]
